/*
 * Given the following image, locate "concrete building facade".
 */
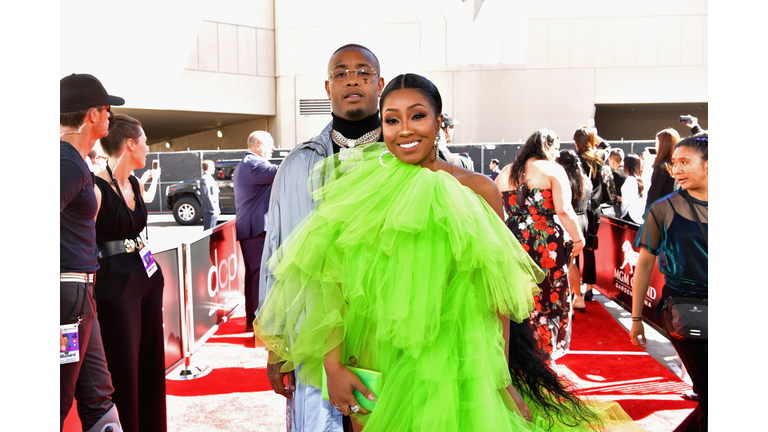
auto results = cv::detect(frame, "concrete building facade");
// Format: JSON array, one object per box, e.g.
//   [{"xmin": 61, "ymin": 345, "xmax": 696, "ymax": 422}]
[{"xmin": 60, "ymin": 0, "xmax": 708, "ymax": 152}]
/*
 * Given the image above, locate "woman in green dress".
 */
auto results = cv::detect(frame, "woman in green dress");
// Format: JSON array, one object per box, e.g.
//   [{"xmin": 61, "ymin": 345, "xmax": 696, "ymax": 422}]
[{"xmin": 256, "ymin": 73, "xmax": 639, "ymax": 432}]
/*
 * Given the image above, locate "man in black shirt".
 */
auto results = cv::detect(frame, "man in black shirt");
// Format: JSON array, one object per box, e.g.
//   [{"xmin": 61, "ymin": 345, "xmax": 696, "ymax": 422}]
[{"xmin": 60, "ymin": 73, "xmax": 125, "ymax": 432}]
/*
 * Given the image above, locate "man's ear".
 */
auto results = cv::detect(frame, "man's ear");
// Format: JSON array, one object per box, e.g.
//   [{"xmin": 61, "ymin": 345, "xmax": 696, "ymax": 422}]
[
  {"xmin": 88, "ymin": 108, "xmax": 100, "ymax": 123},
  {"xmin": 325, "ymin": 80, "xmax": 331, "ymax": 100},
  {"xmin": 377, "ymin": 77, "xmax": 385, "ymax": 97}
]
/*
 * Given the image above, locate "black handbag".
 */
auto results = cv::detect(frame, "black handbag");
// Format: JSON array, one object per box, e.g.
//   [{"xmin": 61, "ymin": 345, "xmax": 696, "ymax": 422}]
[
  {"xmin": 662, "ymin": 192, "xmax": 708, "ymax": 340},
  {"xmin": 662, "ymin": 296, "xmax": 707, "ymax": 339}
]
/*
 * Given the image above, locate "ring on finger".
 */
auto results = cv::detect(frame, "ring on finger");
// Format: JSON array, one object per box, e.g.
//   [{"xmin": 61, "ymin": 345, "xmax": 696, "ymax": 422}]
[{"xmin": 350, "ymin": 404, "xmax": 360, "ymax": 414}]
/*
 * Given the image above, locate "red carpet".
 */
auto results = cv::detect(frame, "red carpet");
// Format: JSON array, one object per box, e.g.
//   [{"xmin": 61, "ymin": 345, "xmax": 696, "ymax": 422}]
[
  {"xmin": 165, "ymin": 317, "xmax": 272, "ymax": 397},
  {"xmin": 557, "ymin": 297, "xmax": 696, "ymax": 430}
]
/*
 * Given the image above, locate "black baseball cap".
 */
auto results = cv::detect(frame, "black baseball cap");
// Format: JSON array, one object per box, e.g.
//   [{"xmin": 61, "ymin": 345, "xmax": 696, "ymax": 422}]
[{"xmin": 60, "ymin": 73, "xmax": 125, "ymax": 113}]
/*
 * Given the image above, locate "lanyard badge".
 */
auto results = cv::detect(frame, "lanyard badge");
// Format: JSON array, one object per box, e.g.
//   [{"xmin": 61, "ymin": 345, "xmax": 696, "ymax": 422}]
[
  {"xmin": 60, "ymin": 321, "xmax": 80, "ymax": 365},
  {"xmin": 139, "ymin": 238, "xmax": 158, "ymax": 278}
]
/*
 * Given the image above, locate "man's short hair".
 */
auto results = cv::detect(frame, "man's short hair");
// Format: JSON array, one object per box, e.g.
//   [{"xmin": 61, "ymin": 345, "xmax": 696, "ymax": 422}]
[
  {"xmin": 609, "ymin": 148, "xmax": 624, "ymax": 164},
  {"xmin": 248, "ymin": 130, "xmax": 273, "ymax": 150},
  {"xmin": 330, "ymin": 44, "xmax": 380, "ymax": 76},
  {"xmin": 202, "ymin": 160, "xmax": 214, "ymax": 172},
  {"xmin": 491, "ymin": 158, "xmax": 499, "ymax": 164}
]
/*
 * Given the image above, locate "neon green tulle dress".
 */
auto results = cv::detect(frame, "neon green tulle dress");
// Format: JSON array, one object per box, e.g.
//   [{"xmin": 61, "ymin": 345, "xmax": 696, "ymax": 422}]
[{"xmin": 255, "ymin": 143, "xmax": 639, "ymax": 432}]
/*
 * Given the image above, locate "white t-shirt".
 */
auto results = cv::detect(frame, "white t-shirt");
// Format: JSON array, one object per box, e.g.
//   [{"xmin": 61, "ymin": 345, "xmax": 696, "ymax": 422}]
[{"xmin": 620, "ymin": 176, "xmax": 646, "ymax": 223}]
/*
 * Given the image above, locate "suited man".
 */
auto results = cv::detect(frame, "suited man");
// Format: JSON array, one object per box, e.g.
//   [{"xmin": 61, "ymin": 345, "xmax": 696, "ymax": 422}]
[
  {"xmin": 200, "ymin": 160, "xmax": 221, "ymax": 230},
  {"xmin": 233, "ymin": 131, "xmax": 278, "ymax": 332}
]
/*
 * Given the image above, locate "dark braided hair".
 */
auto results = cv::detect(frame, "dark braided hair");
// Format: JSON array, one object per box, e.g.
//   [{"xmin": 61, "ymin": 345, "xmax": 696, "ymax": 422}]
[{"xmin": 675, "ymin": 132, "xmax": 708, "ymax": 161}]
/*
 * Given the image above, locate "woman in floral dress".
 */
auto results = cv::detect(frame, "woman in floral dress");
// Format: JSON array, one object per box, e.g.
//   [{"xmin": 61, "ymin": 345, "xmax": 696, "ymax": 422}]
[{"xmin": 496, "ymin": 129, "xmax": 586, "ymax": 360}]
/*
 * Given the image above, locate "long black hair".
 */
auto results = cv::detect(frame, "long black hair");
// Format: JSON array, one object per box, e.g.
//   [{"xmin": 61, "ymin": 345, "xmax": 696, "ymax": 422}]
[
  {"xmin": 508, "ymin": 129, "xmax": 559, "ymax": 188},
  {"xmin": 508, "ymin": 319, "xmax": 603, "ymax": 430},
  {"xmin": 556, "ymin": 149, "xmax": 587, "ymax": 209}
]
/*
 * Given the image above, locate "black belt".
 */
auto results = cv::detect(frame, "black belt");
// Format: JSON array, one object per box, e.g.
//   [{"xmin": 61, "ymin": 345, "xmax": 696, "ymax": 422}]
[{"xmin": 98, "ymin": 236, "xmax": 144, "ymax": 259}]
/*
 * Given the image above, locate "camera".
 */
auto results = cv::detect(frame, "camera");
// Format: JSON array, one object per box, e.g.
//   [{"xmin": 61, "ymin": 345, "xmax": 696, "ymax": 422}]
[
  {"xmin": 680, "ymin": 115, "xmax": 694, "ymax": 124},
  {"xmin": 646, "ymin": 147, "xmax": 657, "ymax": 155}
]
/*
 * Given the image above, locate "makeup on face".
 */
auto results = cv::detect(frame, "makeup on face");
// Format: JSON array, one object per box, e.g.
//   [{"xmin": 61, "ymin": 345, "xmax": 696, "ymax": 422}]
[{"xmin": 382, "ymin": 89, "xmax": 440, "ymax": 169}]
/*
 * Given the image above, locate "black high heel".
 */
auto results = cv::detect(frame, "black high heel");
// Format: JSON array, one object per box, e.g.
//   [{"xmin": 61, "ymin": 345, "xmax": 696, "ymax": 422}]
[{"xmin": 584, "ymin": 289, "xmax": 594, "ymax": 302}]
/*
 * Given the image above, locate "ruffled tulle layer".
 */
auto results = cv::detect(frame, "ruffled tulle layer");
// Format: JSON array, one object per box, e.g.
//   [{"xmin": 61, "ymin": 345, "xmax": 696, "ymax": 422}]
[{"xmin": 255, "ymin": 143, "xmax": 639, "ymax": 431}]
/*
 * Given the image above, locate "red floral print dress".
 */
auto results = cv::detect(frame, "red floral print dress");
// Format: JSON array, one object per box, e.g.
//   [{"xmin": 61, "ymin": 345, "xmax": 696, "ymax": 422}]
[{"xmin": 502, "ymin": 187, "xmax": 572, "ymax": 360}]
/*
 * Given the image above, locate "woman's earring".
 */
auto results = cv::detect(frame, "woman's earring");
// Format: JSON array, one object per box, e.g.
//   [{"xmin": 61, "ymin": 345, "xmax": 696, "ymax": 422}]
[
  {"xmin": 380, "ymin": 150, "xmax": 395, "ymax": 167},
  {"xmin": 432, "ymin": 134, "xmax": 440, "ymax": 162}
]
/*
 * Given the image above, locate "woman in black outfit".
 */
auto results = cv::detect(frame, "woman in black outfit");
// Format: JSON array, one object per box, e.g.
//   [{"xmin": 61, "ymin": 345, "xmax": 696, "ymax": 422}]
[
  {"xmin": 573, "ymin": 127, "xmax": 617, "ymax": 304},
  {"xmin": 631, "ymin": 134, "xmax": 708, "ymax": 431},
  {"xmin": 555, "ymin": 150, "xmax": 592, "ymax": 312},
  {"xmin": 93, "ymin": 114, "xmax": 166, "ymax": 432},
  {"xmin": 644, "ymin": 128, "xmax": 679, "ymax": 212}
]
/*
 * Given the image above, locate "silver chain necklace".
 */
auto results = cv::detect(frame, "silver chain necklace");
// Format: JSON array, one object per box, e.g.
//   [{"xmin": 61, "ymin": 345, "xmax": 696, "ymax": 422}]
[{"xmin": 331, "ymin": 127, "xmax": 381, "ymax": 148}]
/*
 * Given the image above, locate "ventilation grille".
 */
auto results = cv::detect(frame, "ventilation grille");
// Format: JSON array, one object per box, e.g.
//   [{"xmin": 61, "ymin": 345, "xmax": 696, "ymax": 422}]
[{"xmin": 299, "ymin": 99, "xmax": 331, "ymax": 116}]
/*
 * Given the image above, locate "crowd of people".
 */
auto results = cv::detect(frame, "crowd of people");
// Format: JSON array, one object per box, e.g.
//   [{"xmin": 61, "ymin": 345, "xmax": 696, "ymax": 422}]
[{"xmin": 60, "ymin": 43, "xmax": 707, "ymax": 432}]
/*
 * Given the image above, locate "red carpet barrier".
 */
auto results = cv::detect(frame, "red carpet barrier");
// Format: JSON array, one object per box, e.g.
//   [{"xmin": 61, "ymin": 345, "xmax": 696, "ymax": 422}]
[
  {"xmin": 593, "ymin": 215, "xmax": 667, "ymax": 337},
  {"xmin": 185, "ymin": 219, "xmax": 245, "ymax": 353},
  {"xmin": 155, "ymin": 246, "xmax": 185, "ymax": 371},
  {"xmin": 157, "ymin": 218, "xmax": 246, "ymax": 374}
]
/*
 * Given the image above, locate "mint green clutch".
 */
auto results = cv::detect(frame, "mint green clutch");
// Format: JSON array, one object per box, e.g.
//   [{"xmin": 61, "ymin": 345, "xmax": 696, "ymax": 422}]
[{"xmin": 321, "ymin": 356, "xmax": 382, "ymax": 411}]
